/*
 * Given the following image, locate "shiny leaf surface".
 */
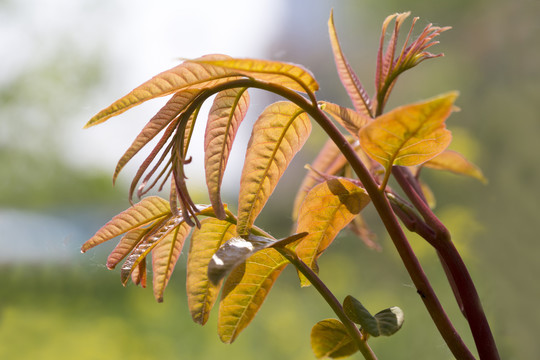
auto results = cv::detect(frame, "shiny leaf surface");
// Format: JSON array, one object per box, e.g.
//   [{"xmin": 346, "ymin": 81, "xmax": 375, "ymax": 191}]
[
  {"xmin": 205, "ymin": 88, "xmax": 250, "ymax": 219},
  {"xmin": 236, "ymin": 101, "xmax": 311, "ymax": 235},
  {"xmin": 106, "ymin": 227, "xmax": 151, "ymax": 270},
  {"xmin": 310, "ymin": 319, "xmax": 358, "ymax": 359},
  {"xmin": 359, "ymin": 92, "xmax": 458, "ymax": 169},
  {"xmin": 295, "ymin": 179, "xmax": 370, "ymax": 285},
  {"xmin": 81, "ymin": 196, "xmax": 171, "ymax": 253},
  {"xmin": 218, "ymin": 248, "xmax": 288, "ymax": 343},
  {"xmin": 187, "ymin": 218, "xmax": 237, "ymax": 325}
]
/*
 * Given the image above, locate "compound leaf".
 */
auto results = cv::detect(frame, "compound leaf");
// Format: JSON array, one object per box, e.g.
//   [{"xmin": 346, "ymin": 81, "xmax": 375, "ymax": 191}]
[
  {"xmin": 311, "ymin": 319, "xmax": 358, "ymax": 359},
  {"xmin": 236, "ymin": 102, "xmax": 311, "ymax": 235},
  {"xmin": 218, "ymin": 248, "xmax": 288, "ymax": 343},
  {"xmin": 190, "ymin": 57, "xmax": 319, "ymax": 93},
  {"xmin": 423, "ymin": 150, "xmax": 487, "ymax": 184},
  {"xmin": 81, "ymin": 196, "xmax": 171, "ymax": 253},
  {"xmin": 295, "ymin": 179, "xmax": 370, "ymax": 286},
  {"xmin": 187, "ymin": 218, "xmax": 237, "ymax": 325},
  {"xmin": 152, "ymin": 221, "xmax": 192, "ymax": 302},
  {"xmin": 359, "ymin": 92, "xmax": 458, "ymax": 169},
  {"xmin": 106, "ymin": 227, "xmax": 151, "ymax": 270},
  {"xmin": 205, "ymin": 88, "xmax": 250, "ymax": 219},
  {"xmin": 85, "ymin": 54, "xmax": 240, "ymax": 128}
]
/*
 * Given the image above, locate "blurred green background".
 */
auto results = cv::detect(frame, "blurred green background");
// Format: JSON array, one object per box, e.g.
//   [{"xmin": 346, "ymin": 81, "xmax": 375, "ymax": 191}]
[{"xmin": 1, "ymin": 0, "xmax": 538, "ymax": 359}]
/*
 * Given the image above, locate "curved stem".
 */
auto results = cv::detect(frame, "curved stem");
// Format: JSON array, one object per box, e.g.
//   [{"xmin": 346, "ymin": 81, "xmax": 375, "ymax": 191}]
[{"xmin": 277, "ymin": 247, "xmax": 377, "ymax": 360}]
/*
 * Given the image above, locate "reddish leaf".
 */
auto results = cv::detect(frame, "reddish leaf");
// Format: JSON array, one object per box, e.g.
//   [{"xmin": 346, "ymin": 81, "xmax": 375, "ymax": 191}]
[
  {"xmin": 319, "ymin": 101, "xmax": 370, "ymax": 137},
  {"xmin": 106, "ymin": 227, "xmax": 151, "ymax": 270}
]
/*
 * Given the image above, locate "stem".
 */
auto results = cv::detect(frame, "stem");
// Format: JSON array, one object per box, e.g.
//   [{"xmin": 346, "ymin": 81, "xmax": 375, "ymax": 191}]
[
  {"xmin": 392, "ymin": 166, "xmax": 500, "ymax": 360},
  {"xmin": 276, "ymin": 247, "xmax": 377, "ymax": 360}
]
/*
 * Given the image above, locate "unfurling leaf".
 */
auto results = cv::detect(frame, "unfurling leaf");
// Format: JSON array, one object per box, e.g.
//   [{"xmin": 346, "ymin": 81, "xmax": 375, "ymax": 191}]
[
  {"xmin": 189, "ymin": 57, "xmax": 319, "ymax": 94},
  {"xmin": 423, "ymin": 150, "xmax": 487, "ymax": 184},
  {"xmin": 208, "ymin": 232, "xmax": 307, "ymax": 285},
  {"xmin": 81, "ymin": 196, "xmax": 171, "ymax": 253},
  {"xmin": 319, "ymin": 101, "xmax": 370, "ymax": 137},
  {"xmin": 310, "ymin": 319, "xmax": 358, "ymax": 359},
  {"xmin": 106, "ymin": 227, "xmax": 151, "ymax": 270},
  {"xmin": 131, "ymin": 257, "xmax": 147, "ymax": 287},
  {"xmin": 359, "ymin": 92, "xmax": 458, "ymax": 170},
  {"xmin": 205, "ymin": 88, "xmax": 250, "ymax": 219},
  {"xmin": 152, "ymin": 222, "xmax": 192, "ymax": 302},
  {"xmin": 328, "ymin": 10, "xmax": 372, "ymax": 118},
  {"xmin": 295, "ymin": 178, "xmax": 370, "ymax": 286},
  {"xmin": 218, "ymin": 248, "xmax": 288, "ymax": 343},
  {"xmin": 343, "ymin": 295, "xmax": 404, "ymax": 337},
  {"xmin": 236, "ymin": 101, "xmax": 311, "ymax": 236},
  {"xmin": 187, "ymin": 218, "xmax": 237, "ymax": 325},
  {"xmin": 84, "ymin": 54, "xmax": 240, "ymax": 128}
]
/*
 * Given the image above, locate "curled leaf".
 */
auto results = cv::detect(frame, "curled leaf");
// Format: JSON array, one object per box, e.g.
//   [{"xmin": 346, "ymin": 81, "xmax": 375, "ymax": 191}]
[
  {"xmin": 236, "ymin": 101, "xmax": 311, "ymax": 235},
  {"xmin": 319, "ymin": 101, "xmax": 370, "ymax": 137},
  {"xmin": 359, "ymin": 92, "xmax": 458, "ymax": 170},
  {"xmin": 310, "ymin": 319, "xmax": 358, "ymax": 359},
  {"xmin": 343, "ymin": 295, "xmax": 404, "ymax": 337},
  {"xmin": 106, "ymin": 227, "xmax": 151, "ymax": 270},
  {"xmin": 423, "ymin": 150, "xmax": 487, "ymax": 184}
]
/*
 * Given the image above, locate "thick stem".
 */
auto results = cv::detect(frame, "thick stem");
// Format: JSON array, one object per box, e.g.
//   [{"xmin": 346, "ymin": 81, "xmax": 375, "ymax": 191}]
[
  {"xmin": 392, "ymin": 166, "xmax": 500, "ymax": 360},
  {"xmin": 277, "ymin": 247, "xmax": 377, "ymax": 360}
]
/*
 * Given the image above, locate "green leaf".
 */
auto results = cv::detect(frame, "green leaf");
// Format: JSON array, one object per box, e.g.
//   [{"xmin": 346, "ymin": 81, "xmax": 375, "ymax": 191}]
[
  {"xmin": 187, "ymin": 218, "xmax": 237, "ymax": 325},
  {"xmin": 343, "ymin": 295, "xmax": 404, "ymax": 337},
  {"xmin": 208, "ymin": 232, "xmax": 307, "ymax": 285},
  {"xmin": 359, "ymin": 92, "xmax": 458, "ymax": 170},
  {"xmin": 152, "ymin": 221, "xmax": 192, "ymax": 302},
  {"xmin": 189, "ymin": 57, "xmax": 319, "ymax": 94},
  {"xmin": 84, "ymin": 54, "xmax": 240, "ymax": 128},
  {"xmin": 236, "ymin": 101, "xmax": 311, "ymax": 236},
  {"xmin": 310, "ymin": 319, "xmax": 358, "ymax": 359},
  {"xmin": 218, "ymin": 248, "xmax": 288, "ymax": 343},
  {"xmin": 205, "ymin": 88, "xmax": 250, "ymax": 219},
  {"xmin": 113, "ymin": 89, "xmax": 202, "ymax": 183},
  {"xmin": 423, "ymin": 150, "xmax": 487, "ymax": 184},
  {"xmin": 295, "ymin": 178, "xmax": 370, "ymax": 286},
  {"xmin": 328, "ymin": 10, "xmax": 372, "ymax": 118},
  {"xmin": 81, "ymin": 196, "xmax": 171, "ymax": 253}
]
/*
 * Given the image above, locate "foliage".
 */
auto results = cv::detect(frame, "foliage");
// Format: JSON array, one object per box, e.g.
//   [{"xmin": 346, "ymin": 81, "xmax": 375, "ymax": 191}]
[{"xmin": 81, "ymin": 10, "xmax": 499, "ymax": 359}]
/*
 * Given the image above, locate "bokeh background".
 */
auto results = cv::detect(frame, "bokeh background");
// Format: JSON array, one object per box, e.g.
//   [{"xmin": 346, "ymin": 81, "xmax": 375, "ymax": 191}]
[{"xmin": 1, "ymin": 0, "xmax": 539, "ymax": 359}]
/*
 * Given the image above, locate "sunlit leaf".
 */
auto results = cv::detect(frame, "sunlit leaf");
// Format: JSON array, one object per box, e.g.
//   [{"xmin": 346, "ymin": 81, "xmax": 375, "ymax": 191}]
[
  {"xmin": 328, "ymin": 10, "xmax": 372, "ymax": 118},
  {"xmin": 131, "ymin": 257, "xmax": 147, "ymax": 288},
  {"xmin": 85, "ymin": 54, "xmax": 241, "ymax": 128},
  {"xmin": 310, "ymin": 319, "xmax": 358, "ymax": 359},
  {"xmin": 187, "ymin": 218, "xmax": 237, "ymax": 325},
  {"xmin": 205, "ymin": 88, "xmax": 250, "ymax": 219},
  {"xmin": 120, "ymin": 214, "xmax": 184, "ymax": 285},
  {"xmin": 423, "ymin": 150, "xmax": 487, "ymax": 184},
  {"xmin": 359, "ymin": 92, "xmax": 458, "ymax": 170},
  {"xmin": 113, "ymin": 89, "xmax": 202, "ymax": 183},
  {"xmin": 319, "ymin": 101, "xmax": 370, "ymax": 137},
  {"xmin": 236, "ymin": 101, "xmax": 311, "ymax": 235},
  {"xmin": 152, "ymin": 221, "xmax": 191, "ymax": 302},
  {"xmin": 292, "ymin": 138, "xmax": 350, "ymax": 220},
  {"xmin": 106, "ymin": 227, "xmax": 151, "ymax": 270},
  {"xmin": 218, "ymin": 248, "xmax": 288, "ymax": 343},
  {"xmin": 189, "ymin": 57, "xmax": 319, "ymax": 93},
  {"xmin": 295, "ymin": 179, "xmax": 370, "ymax": 286},
  {"xmin": 81, "ymin": 196, "xmax": 171, "ymax": 253},
  {"xmin": 208, "ymin": 233, "xmax": 307, "ymax": 285},
  {"xmin": 343, "ymin": 295, "xmax": 404, "ymax": 337}
]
